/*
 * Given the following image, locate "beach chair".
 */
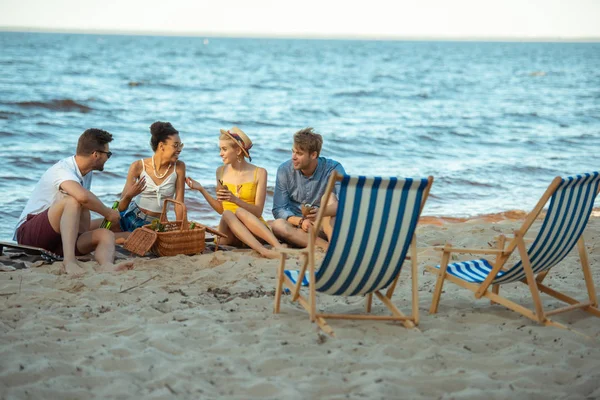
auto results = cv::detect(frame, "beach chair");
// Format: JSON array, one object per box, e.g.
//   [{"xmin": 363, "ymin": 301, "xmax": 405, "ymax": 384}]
[
  {"xmin": 274, "ymin": 171, "xmax": 433, "ymax": 336},
  {"xmin": 427, "ymin": 172, "xmax": 600, "ymax": 329}
]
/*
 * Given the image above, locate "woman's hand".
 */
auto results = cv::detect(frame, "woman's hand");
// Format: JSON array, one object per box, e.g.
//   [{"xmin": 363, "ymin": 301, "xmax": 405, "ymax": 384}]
[
  {"xmin": 216, "ymin": 187, "xmax": 236, "ymax": 203},
  {"xmin": 186, "ymin": 177, "xmax": 202, "ymax": 191},
  {"xmin": 125, "ymin": 176, "xmax": 146, "ymax": 199}
]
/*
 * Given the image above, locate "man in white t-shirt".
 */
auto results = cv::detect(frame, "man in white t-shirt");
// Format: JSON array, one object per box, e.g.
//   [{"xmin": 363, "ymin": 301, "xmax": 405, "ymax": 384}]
[{"xmin": 15, "ymin": 128, "xmax": 133, "ymax": 275}]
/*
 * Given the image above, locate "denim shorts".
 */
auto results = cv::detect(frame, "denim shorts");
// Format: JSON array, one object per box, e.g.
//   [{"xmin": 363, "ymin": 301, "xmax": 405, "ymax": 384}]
[{"xmin": 119, "ymin": 202, "xmax": 158, "ymax": 232}]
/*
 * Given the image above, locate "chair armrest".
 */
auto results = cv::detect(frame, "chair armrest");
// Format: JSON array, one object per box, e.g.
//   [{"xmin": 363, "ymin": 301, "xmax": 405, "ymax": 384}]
[
  {"xmin": 494, "ymin": 234, "xmax": 534, "ymax": 243},
  {"xmin": 432, "ymin": 247, "xmax": 508, "ymax": 256}
]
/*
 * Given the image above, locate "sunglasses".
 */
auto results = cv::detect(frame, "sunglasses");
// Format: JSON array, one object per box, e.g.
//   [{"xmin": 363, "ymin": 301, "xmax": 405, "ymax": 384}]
[
  {"xmin": 96, "ymin": 150, "xmax": 113, "ymax": 159},
  {"xmin": 166, "ymin": 142, "xmax": 185, "ymax": 150}
]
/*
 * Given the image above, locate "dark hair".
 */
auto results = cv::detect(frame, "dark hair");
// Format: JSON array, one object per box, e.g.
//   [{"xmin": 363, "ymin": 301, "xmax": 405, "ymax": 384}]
[
  {"xmin": 76, "ymin": 128, "xmax": 113, "ymax": 156},
  {"xmin": 293, "ymin": 127, "xmax": 323, "ymax": 156},
  {"xmin": 150, "ymin": 121, "xmax": 179, "ymax": 151}
]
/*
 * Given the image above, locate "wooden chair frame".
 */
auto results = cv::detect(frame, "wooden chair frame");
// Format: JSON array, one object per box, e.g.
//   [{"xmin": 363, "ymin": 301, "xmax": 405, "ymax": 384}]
[
  {"xmin": 274, "ymin": 172, "xmax": 433, "ymax": 336},
  {"xmin": 427, "ymin": 176, "xmax": 600, "ymax": 329}
]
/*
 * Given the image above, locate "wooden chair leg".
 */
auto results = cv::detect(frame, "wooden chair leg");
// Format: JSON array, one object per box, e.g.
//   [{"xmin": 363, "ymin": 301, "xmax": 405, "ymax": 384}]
[
  {"xmin": 410, "ymin": 239, "xmax": 419, "ymax": 324},
  {"xmin": 274, "ymin": 253, "xmax": 287, "ymax": 313},
  {"xmin": 365, "ymin": 293, "xmax": 373, "ymax": 313},
  {"xmin": 430, "ymin": 247, "xmax": 451, "ymax": 314},
  {"xmin": 308, "ymin": 228, "xmax": 317, "ymax": 322},
  {"xmin": 536, "ymin": 270, "xmax": 550, "ymax": 283},
  {"xmin": 516, "ymin": 235, "xmax": 546, "ymax": 323},
  {"xmin": 490, "ymin": 284, "xmax": 500, "ymax": 305},
  {"xmin": 578, "ymin": 238, "xmax": 598, "ymax": 307}
]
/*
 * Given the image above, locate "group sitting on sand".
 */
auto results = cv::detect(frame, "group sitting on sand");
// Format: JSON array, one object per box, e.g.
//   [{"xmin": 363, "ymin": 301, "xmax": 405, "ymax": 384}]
[{"xmin": 14, "ymin": 123, "xmax": 345, "ymax": 274}]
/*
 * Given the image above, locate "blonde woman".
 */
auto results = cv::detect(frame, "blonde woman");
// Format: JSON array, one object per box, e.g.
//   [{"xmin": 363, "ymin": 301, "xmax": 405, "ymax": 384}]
[{"xmin": 186, "ymin": 127, "xmax": 282, "ymax": 259}]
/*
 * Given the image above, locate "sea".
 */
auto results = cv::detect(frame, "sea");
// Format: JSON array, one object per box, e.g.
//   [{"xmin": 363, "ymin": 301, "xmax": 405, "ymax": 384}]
[{"xmin": 1, "ymin": 32, "xmax": 599, "ymax": 240}]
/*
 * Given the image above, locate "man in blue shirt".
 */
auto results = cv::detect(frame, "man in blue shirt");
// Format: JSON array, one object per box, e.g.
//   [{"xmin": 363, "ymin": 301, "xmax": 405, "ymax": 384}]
[{"xmin": 271, "ymin": 127, "xmax": 346, "ymax": 248}]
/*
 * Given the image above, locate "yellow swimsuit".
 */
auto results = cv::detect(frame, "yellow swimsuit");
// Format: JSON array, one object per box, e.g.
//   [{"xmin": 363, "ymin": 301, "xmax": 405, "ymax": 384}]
[{"xmin": 222, "ymin": 167, "xmax": 268, "ymax": 227}]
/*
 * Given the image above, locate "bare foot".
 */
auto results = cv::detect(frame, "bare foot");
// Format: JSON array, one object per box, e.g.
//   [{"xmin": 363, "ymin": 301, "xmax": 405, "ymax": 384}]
[
  {"xmin": 62, "ymin": 261, "xmax": 86, "ymax": 277},
  {"xmin": 98, "ymin": 261, "xmax": 134, "ymax": 272},
  {"xmin": 259, "ymin": 248, "xmax": 282, "ymax": 259}
]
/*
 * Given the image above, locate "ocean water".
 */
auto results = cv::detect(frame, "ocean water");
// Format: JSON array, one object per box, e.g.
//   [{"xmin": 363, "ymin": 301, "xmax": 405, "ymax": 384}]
[{"xmin": 1, "ymin": 32, "xmax": 599, "ymax": 240}]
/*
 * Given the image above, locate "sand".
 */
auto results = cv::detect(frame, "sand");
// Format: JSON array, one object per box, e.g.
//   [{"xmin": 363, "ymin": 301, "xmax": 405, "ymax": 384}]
[{"xmin": 1, "ymin": 215, "xmax": 599, "ymax": 399}]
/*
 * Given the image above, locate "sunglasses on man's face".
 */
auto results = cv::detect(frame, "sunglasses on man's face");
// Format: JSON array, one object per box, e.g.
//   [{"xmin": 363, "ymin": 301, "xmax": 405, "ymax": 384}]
[{"xmin": 96, "ymin": 150, "xmax": 113, "ymax": 159}]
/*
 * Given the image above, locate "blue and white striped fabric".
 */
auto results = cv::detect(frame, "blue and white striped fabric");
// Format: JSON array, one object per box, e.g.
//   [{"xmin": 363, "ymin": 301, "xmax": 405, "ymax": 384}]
[
  {"xmin": 435, "ymin": 172, "xmax": 600, "ymax": 284},
  {"xmin": 284, "ymin": 175, "xmax": 428, "ymax": 296}
]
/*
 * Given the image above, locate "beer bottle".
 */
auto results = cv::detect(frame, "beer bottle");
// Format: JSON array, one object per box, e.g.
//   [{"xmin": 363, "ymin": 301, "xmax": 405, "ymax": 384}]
[{"xmin": 100, "ymin": 201, "xmax": 120, "ymax": 230}]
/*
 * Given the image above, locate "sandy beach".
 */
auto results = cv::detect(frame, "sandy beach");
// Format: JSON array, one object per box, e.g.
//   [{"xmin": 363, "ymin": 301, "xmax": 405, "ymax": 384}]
[{"xmin": 1, "ymin": 213, "xmax": 599, "ymax": 399}]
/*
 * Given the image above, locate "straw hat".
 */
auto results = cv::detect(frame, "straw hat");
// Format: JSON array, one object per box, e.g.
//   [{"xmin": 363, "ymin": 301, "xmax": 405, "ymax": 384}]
[{"xmin": 220, "ymin": 126, "xmax": 253, "ymax": 161}]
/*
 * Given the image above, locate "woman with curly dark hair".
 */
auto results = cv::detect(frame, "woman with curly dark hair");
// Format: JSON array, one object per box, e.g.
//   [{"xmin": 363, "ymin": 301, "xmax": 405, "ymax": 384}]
[{"xmin": 116, "ymin": 121, "xmax": 186, "ymax": 232}]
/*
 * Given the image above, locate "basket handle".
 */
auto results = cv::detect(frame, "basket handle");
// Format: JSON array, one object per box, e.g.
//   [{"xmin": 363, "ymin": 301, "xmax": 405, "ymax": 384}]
[{"xmin": 159, "ymin": 198, "xmax": 189, "ymax": 231}]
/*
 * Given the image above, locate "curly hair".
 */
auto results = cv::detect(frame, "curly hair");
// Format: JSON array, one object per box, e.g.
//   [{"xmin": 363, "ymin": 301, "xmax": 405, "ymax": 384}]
[
  {"xmin": 76, "ymin": 128, "xmax": 113, "ymax": 156},
  {"xmin": 150, "ymin": 121, "xmax": 179, "ymax": 151}
]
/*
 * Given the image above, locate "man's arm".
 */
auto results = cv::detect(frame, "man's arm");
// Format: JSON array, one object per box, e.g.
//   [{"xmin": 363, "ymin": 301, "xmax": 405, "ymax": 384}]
[
  {"xmin": 272, "ymin": 165, "xmax": 295, "ymax": 221},
  {"xmin": 60, "ymin": 180, "xmax": 119, "ymax": 223}
]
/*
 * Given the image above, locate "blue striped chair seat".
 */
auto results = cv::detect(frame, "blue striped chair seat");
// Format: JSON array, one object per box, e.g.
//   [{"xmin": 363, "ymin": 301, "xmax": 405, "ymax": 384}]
[
  {"xmin": 432, "ymin": 259, "xmax": 508, "ymax": 283},
  {"xmin": 284, "ymin": 175, "xmax": 429, "ymax": 296},
  {"xmin": 436, "ymin": 172, "xmax": 600, "ymax": 286}
]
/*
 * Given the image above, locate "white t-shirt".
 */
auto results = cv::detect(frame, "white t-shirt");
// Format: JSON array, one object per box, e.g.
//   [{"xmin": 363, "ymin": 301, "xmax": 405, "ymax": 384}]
[{"xmin": 14, "ymin": 156, "xmax": 93, "ymax": 239}]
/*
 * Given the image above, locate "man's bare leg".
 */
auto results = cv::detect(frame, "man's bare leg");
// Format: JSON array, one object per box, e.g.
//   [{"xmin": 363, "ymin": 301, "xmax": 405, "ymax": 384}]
[
  {"xmin": 270, "ymin": 219, "xmax": 328, "ymax": 249},
  {"xmin": 47, "ymin": 196, "xmax": 85, "ymax": 276},
  {"xmin": 320, "ymin": 193, "xmax": 338, "ymax": 242},
  {"xmin": 76, "ymin": 229, "xmax": 134, "ymax": 272}
]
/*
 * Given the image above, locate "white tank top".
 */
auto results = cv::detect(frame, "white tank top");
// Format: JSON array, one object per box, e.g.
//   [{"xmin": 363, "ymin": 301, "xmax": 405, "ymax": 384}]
[{"xmin": 136, "ymin": 159, "xmax": 177, "ymax": 213}]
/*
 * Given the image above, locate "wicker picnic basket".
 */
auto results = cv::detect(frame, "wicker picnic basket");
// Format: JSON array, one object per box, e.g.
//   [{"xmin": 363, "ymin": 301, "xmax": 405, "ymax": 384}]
[{"xmin": 148, "ymin": 199, "xmax": 205, "ymax": 256}]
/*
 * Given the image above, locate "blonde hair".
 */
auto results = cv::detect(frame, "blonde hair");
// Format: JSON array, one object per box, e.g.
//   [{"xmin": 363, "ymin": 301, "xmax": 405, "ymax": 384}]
[{"xmin": 219, "ymin": 133, "xmax": 244, "ymax": 156}]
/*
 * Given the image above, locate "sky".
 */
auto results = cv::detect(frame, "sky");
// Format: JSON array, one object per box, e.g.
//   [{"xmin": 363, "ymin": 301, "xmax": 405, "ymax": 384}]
[{"xmin": 0, "ymin": 0, "xmax": 599, "ymax": 39}]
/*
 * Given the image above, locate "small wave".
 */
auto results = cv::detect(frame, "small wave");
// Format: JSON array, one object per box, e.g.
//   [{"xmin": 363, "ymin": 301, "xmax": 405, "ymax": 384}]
[
  {"xmin": 505, "ymin": 111, "xmax": 538, "ymax": 118},
  {"xmin": 16, "ymin": 99, "xmax": 93, "ymax": 113},
  {"xmin": 293, "ymin": 108, "xmax": 329, "ymax": 117},
  {"xmin": 416, "ymin": 134, "xmax": 438, "ymax": 142},
  {"xmin": 508, "ymin": 165, "xmax": 558, "ymax": 175},
  {"xmin": 333, "ymin": 90, "xmax": 380, "ymax": 98},
  {"xmin": 371, "ymin": 74, "xmax": 401, "ymax": 83},
  {"xmin": 0, "ymin": 111, "xmax": 22, "ymax": 120},
  {"xmin": 252, "ymin": 121, "xmax": 285, "ymax": 127},
  {"xmin": 438, "ymin": 177, "xmax": 498, "ymax": 189},
  {"xmin": 448, "ymin": 130, "xmax": 475, "ymax": 138}
]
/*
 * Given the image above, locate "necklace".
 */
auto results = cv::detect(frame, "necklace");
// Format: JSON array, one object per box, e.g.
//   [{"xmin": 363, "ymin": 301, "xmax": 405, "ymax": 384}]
[{"xmin": 152, "ymin": 155, "xmax": 172, "ymax": 179}]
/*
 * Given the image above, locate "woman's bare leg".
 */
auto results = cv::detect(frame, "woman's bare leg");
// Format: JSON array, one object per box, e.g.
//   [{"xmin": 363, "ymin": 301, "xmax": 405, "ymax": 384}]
[
  {"xmin": 217, "ymin": 212, "xmax": 238, "ymax": 246},
  {"xmin": 235, "ymin": 208, "xmax": 282, "ymax": 249},
  {"xmin": 221, "ymin": 210, "xmax": 279, "ymax": 259}
]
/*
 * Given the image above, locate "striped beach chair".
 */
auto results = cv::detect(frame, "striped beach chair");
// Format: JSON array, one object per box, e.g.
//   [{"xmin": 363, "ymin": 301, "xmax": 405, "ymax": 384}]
[
  {"xmin": 427, "ymin": 172, "xmax": 600, "ymax": 328},
  {"xmin": 273, "ymin": 171, "xmax": 433, "ymax": 336}
]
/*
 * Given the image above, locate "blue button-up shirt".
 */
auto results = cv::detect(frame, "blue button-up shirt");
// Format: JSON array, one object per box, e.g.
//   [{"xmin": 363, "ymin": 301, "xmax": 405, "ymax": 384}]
[{"xmin": 272, "ymin": 157, "xmax": 346, "ymax": 220}]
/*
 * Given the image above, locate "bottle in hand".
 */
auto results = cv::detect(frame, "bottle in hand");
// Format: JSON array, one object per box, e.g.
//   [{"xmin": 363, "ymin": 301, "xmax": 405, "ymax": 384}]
[{"xmin": 100, "ymin": 201, "xmax": 120, "ymax": 230}]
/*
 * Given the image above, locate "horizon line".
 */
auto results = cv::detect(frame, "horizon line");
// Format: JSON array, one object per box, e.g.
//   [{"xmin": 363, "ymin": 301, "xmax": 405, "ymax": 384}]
[{"xmin": 1, "ymin": 26, "xmax": 600, "ymax": 43}]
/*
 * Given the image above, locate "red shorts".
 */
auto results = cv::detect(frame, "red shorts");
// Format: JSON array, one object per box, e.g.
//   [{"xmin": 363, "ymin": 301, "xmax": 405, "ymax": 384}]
[{"xmin": 16, "ymin": 209, "xmax": 85, "ymax": 257}]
